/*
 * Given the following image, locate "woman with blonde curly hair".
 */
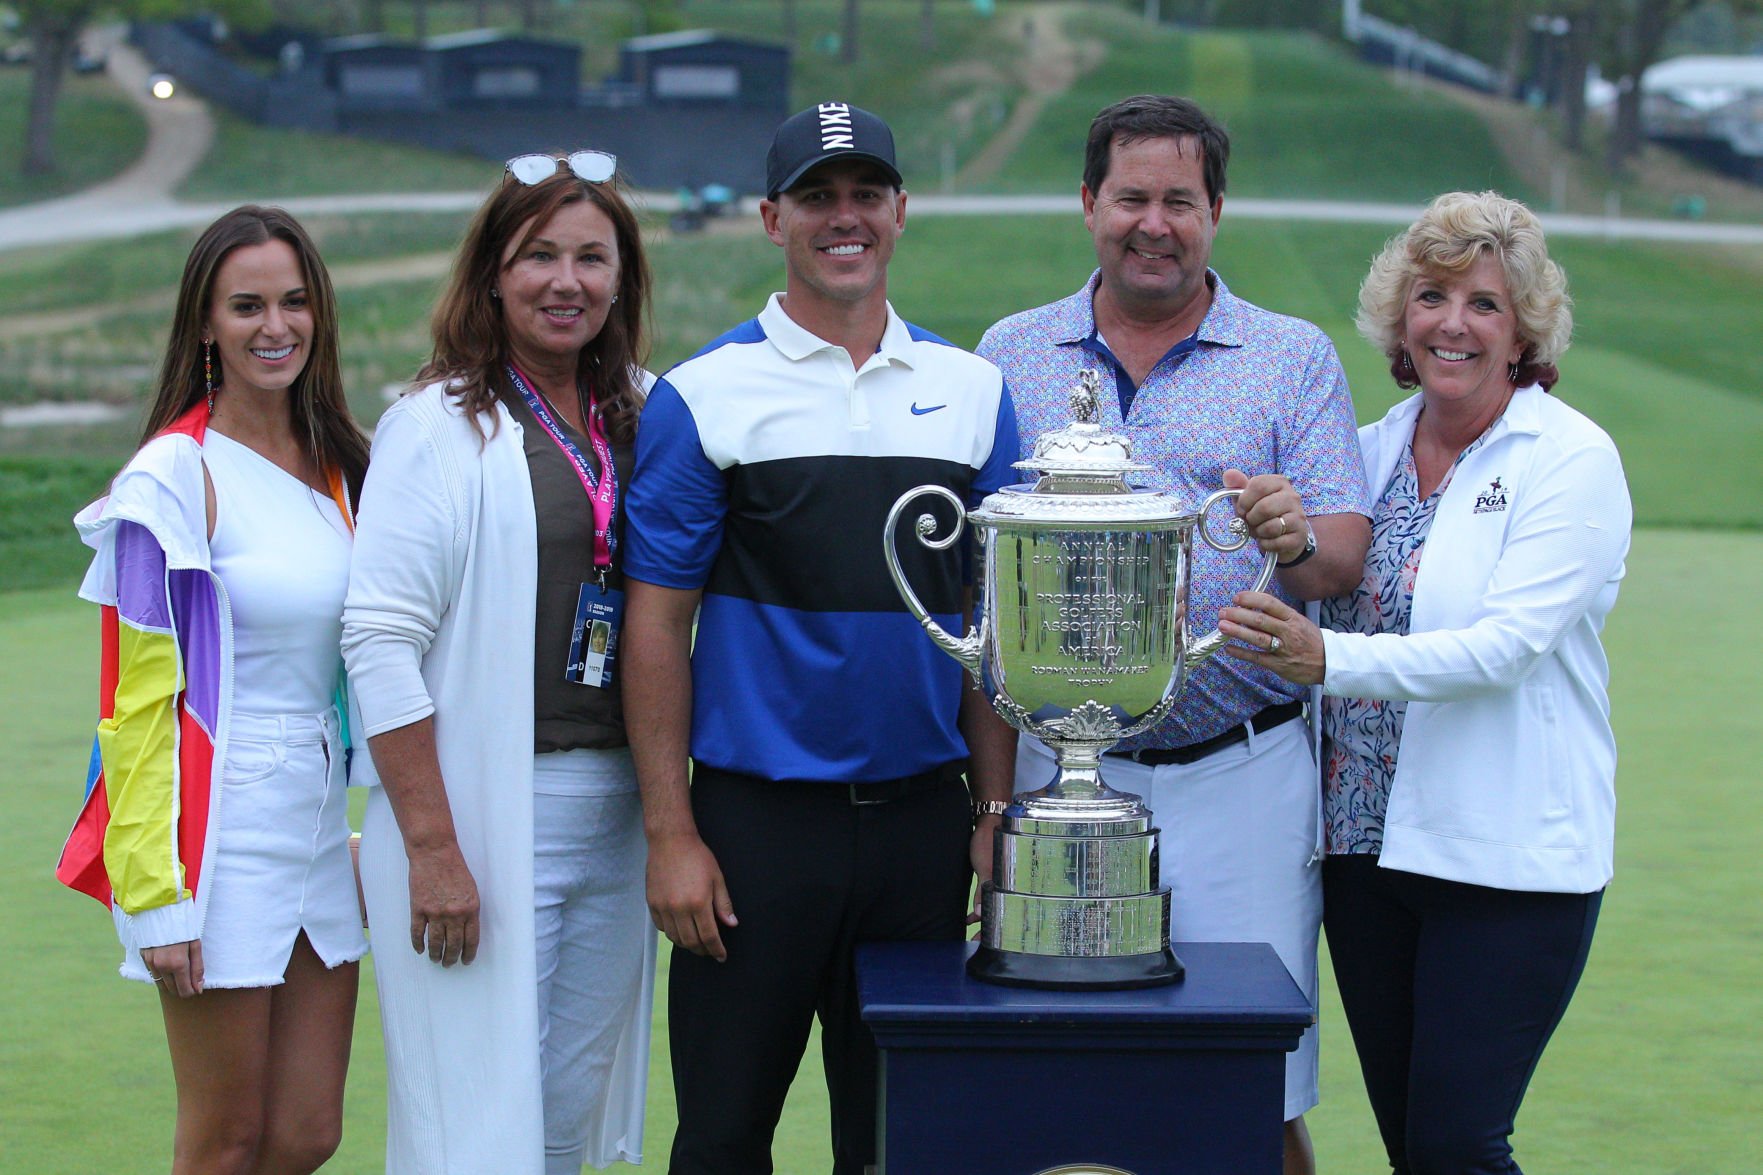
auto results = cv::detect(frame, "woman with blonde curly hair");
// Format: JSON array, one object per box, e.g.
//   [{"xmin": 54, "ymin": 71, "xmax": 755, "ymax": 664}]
[{"xmin": 1217, "ymin": 191, "xmax": 1631, "ymax": 1174}]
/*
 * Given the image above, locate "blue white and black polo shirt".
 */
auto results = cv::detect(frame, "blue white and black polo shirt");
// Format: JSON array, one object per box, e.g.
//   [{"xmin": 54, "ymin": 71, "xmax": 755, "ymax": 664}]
[{"xmin": 625, "ymin": 294, "xmax": 1019, "ymax": 784}]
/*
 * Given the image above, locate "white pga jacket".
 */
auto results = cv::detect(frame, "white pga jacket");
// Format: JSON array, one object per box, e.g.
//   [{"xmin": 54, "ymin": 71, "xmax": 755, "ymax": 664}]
[{"xmin": 1319, "ymin": 385, "xmax": 1632, "ymax": 894}]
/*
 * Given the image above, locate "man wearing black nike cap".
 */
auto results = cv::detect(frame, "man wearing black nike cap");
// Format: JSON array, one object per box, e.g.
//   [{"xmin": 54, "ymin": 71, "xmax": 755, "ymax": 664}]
[
  {"xmin": 764, "ymin": 99, "xmax": 905, "ymax": 196},
  {"xmin": 622, "ymin": 102, "xmax": 1019, "ymax": 1173}
]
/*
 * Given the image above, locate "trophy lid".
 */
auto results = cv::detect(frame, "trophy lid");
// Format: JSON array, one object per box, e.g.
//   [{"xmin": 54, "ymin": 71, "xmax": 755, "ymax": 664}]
[
  {"xmin": 1012, "ymin": 370, "xmax": 1149, "ymax": 490},
  {"xmin": 975, "ymin": 371, "xmax": 1193, "ymax": 525}
]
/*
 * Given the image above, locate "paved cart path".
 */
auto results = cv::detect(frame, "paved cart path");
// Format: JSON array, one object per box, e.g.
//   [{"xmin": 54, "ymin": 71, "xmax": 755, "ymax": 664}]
[
  {"xmin": 0, "ymin": 27, "xmax": 215, "ymax": 254},
  {"xmin": 7, "ymin": 185, "xmax": 1763, "ymax": 255}
]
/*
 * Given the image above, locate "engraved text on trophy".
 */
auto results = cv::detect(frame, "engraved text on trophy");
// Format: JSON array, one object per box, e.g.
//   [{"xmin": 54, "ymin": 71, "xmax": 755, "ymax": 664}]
[{"xmin": 989, "ymin": 529, "xmax": 1187, "ymax": 723}]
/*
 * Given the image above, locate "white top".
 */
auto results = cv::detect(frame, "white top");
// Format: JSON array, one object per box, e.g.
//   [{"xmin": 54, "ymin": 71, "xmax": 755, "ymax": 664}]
[
  {"xmin": 1319, "ymin": 386, "xmax": 1632, "ymax": 894},
  {"xmin": 205, "ymin": 430, "xmax": 350, "ymax": 715}
]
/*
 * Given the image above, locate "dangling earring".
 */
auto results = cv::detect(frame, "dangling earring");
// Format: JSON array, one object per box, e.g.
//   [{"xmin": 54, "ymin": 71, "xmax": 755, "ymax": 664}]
[
  {"xmin": 203, "ymin": 338, "xmax": 215, "ymax": 412},
  {"xmin": 610, "ymin": 294, "xmax": 618, "ymax": 305},
  {"xmin": 490, "ymin": 288, "xmax": 500, "ymax": 300},
  {"xmin": 1398, "ymin": 346, "xmax": 1415, "ymax": 380},
  {"xmin": 1508, "ymin": 360, "xmax": 1522, "ymax": 385}
]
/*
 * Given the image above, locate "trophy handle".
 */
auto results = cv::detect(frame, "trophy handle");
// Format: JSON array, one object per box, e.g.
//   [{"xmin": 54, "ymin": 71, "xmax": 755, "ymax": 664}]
[
  {"xmin": 1185, "ymin": 487, "xmax": 1279, "ymax": 668},
  {"xmin": 883, "ymin": 485, "xmax": 983, "ymax": 677}
]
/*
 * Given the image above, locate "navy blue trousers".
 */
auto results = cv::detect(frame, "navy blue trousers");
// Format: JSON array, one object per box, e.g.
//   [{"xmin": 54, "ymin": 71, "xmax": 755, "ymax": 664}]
[{"xmin": 1323, "ymin": 854, "xmax": 1602, "ymax": 1175}]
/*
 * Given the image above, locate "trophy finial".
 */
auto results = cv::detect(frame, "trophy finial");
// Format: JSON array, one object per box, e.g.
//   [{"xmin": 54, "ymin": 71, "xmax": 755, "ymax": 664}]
[{"xmin": 1071, "ymin": 369, "xmax": 1100, "ymax": 425}]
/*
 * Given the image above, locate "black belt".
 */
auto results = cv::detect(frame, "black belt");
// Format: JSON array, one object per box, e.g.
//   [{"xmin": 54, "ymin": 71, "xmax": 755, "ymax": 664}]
[
  {"xmin": 846, "ymin": 760, "xmax": 967, "ymax": 806},
  {"xmin": 1106, "ymin": 701, "xmax": 1305, "ymax": 767}
]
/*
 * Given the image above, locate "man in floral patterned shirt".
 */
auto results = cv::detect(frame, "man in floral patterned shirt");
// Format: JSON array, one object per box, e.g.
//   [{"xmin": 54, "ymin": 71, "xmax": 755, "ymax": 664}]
[{"xmin": 977, "ymin": 94, "xmax": 1371, "ymax": 1175}]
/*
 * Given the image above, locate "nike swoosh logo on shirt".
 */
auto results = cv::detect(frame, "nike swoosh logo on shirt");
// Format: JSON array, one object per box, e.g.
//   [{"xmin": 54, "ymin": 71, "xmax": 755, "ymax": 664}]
[{"xmin": 910, "ymin": 403, "xmax": 947, "ymax": 415}]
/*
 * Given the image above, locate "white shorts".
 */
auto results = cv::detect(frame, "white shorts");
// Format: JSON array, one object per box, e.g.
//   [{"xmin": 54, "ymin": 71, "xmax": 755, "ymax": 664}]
[
  {"xmin": 1016, "ymin": 718, "xmax": 1322, "ymax": 1119},
  {"xmin": 119, "ymin": 709, "xmax": 368, "ymax": 988}
]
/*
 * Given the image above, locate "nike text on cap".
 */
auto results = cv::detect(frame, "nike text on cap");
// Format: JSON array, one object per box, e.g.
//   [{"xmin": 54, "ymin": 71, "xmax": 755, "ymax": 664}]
[{"xmin": 765, "ymin": 101, "xmax": 903, "ymax": 200}]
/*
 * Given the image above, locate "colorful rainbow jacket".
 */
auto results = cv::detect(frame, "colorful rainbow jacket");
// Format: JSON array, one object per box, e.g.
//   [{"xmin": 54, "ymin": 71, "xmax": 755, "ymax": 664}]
[{"xmin": 56, "ymin": 404, "xmax": 350, "ymax": 951}]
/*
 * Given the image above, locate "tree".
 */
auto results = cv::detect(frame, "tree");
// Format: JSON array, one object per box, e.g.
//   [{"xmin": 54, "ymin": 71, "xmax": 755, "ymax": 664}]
[
  {"xmin": 1494, "ymin": 1, "xmax": 1534, "ymax": 99},
  {"xmin": 1559, "ymin": 0, "xmax": 1598, "ymax": 152},
  {"xmin": 1592, "ymin": 0, "xmax": 1763, "ymax": 172},
  {"xmin": 1599, "ymin": 0, "xmax": 1698, "ymax": 171},
  {"xmin": 16, "ymin": 0, "xmax": 266, "ymax": 179},
  {"xmin": 17, "ymin": 1, "xmax": 99, "ymax": 176},
  {"xmin": 840, "ymin": 0, "xmax": 859, "ymax": 64}
]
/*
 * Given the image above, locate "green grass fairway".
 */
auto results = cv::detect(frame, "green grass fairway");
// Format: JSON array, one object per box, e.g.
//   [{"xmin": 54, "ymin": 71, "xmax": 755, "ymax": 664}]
[
  {"xmin": 5, "ymin": 530, "xmax": 1758, "ymax": 1170},
  {"xmin": 0, "ymin": 457, "xmax": 125, "ymax": 592}
]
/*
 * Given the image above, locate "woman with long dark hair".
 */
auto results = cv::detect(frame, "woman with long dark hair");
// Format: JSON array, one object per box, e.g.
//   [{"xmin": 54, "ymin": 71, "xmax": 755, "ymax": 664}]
[
  {"xmin": 342, "ymin": 152, "xmax": 656, "ymax": 1173},
  {"xmin": 58, "ymin": 205, "xmax": 370, "ymax": 1173}
]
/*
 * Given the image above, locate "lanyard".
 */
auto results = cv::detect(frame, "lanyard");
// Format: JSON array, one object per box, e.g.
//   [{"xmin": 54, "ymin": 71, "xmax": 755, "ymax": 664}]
[{"xmin": 507, "ymin": 363, "xmax": 617, "ymax": 583}]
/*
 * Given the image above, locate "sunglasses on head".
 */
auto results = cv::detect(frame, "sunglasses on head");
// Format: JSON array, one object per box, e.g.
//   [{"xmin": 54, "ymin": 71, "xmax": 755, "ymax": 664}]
[{"xmin": 504, "ymin": 150, "xmax": 618, "ymax": 186}]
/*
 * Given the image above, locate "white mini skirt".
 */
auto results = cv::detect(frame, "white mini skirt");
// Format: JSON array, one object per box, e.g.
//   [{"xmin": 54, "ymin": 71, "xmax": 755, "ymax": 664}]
[{"xmin": 119, "ymin": 709, "xmax": 369, "ymax": 988}]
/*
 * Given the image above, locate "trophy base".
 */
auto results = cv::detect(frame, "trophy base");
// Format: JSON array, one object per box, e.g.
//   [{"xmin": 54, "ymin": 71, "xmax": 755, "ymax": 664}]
[{"xmin": 966, "ymin": 944, "xmax": 1185, "ymax": 991}]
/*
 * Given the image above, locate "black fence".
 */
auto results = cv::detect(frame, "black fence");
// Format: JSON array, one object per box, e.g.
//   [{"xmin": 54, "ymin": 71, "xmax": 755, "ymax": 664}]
[
  {"xmin": 130, "ymin": 21, "xmax": 787, "ymax": 194},
  {"xmin": 341, "ymin": 104, "xmax": 774, "ymax": 191},
  {"xmin": 1347, "ymin": 10, "xmax": 1501, "ymax": 95},
  {"xmin": 133, "ymin": 22, "xmax": 338, "ymax": 130}
]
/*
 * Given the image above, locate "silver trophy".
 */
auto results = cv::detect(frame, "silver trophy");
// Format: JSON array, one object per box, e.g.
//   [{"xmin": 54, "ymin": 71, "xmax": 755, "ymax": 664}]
[{"xmin": 884, "ymin": 371, "xmax": 1276, "ymax": 989}]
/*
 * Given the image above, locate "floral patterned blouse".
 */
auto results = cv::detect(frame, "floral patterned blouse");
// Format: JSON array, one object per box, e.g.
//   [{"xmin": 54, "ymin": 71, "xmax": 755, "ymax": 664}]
[{"xmin": 1320, "ymin": 426, "xmax": 1493, "ymax": 855}]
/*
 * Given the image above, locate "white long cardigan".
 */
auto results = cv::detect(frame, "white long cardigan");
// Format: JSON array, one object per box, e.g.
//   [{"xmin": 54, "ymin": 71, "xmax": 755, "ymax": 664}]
[{"xmin": 342, "ymin": 381, "xmax": 654, "ymax": 1173}]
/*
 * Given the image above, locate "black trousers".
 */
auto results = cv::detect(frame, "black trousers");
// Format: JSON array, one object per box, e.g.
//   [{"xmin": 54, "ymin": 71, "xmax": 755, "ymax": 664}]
[
  {"xmin": 1323, "ymin": 854, "xmax": 1602, "ymax": 1175},
  {"xmin": 667, "ymin": 763, "xmax": 972, "ymax": 1175}
]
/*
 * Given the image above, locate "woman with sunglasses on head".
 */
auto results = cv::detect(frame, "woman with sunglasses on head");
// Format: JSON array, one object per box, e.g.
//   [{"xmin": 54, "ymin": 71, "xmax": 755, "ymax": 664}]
[
  {"xmin": 342, "ymin": 150, "xmax": 655, "ymax": 1174},
  {"xmin": 58, "ymin": 205, "xmax": 369, "ymax": 1173}
]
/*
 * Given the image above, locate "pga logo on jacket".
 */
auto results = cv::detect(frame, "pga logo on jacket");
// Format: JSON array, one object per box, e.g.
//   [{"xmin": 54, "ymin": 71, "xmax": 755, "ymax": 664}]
[{"xmin": 1473, "ymin": 476, "xmax": 1509, "ymax": 515}]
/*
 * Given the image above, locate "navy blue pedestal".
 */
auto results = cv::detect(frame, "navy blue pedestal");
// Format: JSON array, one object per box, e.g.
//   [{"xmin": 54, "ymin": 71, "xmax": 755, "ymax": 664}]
[{"xmin": 858, "ymin": 940, "xmax": 1311, "ymax": 1175}]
